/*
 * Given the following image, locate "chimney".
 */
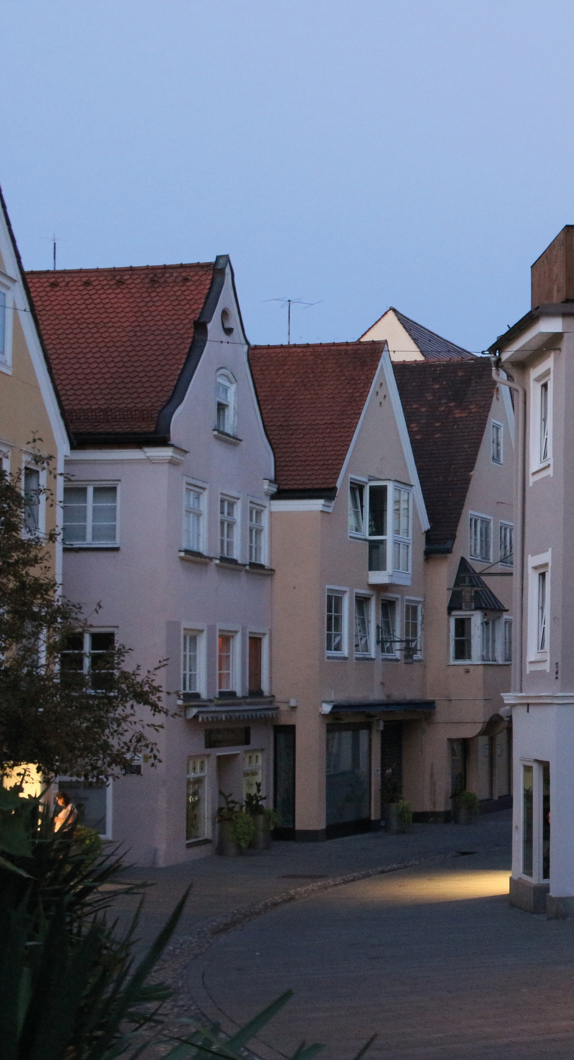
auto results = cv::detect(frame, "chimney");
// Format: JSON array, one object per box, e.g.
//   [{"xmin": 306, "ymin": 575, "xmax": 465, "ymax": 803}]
[{"xmin": 531, "ymin": 225, "xmax": 574, "ymax": 307}]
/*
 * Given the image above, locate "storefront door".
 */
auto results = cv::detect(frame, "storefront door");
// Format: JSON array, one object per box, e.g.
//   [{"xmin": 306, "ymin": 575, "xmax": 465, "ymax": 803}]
[{"xmin": 326, "ymin": 722, "xmax": 371, "ymax": 838}]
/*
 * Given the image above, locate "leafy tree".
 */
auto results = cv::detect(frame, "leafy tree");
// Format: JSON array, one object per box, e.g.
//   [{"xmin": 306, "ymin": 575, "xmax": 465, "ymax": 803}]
[{"xmin": 0, "ymin": 460, "xmax": 168, "ymax": 782}]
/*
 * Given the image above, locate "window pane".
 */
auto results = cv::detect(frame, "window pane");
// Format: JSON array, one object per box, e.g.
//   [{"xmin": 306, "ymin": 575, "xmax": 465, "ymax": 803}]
[
  {"xmin": 540, "ymin": 381, "xmax": 549, "ymax": 462},
  {"xmin": 523, "ymin": 764, "xmax": 533, "ymax": 877},
  {"xmin": 349, "ymin": 484, "xmax": 364, "ymax": 534},
  {"xmin": 354, "ymin": 597, "xmax": 370, "ymax": 654},
  {"xmin": 249, "ymin": 505, "xmax": 264, "ymax": 563},
  {"xmin": 394, "ymin": 488, "xmax": 410, "ymax": 537},
  {"xmin": 183, "ymin": 632, "xmax": 198, "ymax": 693},
  {"xmin": 380, "ymin": 600, "xmax": 396, "ymax": 655},
  {"xmin": 60, "ymin": 634, "xmax": 85, "ymax": 685},
  {"xmin": 405, "ymin": 603, "xmax": 420, "ymax": 653},
  {"xmin": 186, "ymin": 757, "xmax": 207, "ymax": 841},
  {"xmin": 368, "ymin": 540, "xmax": 387, "ymax": 572},
  {"xmin": 248, "ymin": 636, "xmax": 263, "ymax": 694},
  {"xmin": 492, "ymin": 422, "xmax": 502, "ymax": 463},
  {"xmin": 24, "ymin": 467, "xmax": 40, "ymax": 532},
  {"xmin": 90, "ymin": 632, "xmax": 115, "ymax": 691},
  {"xmin": 482, "ymin": 618, "xmax": 497, "ymax": 662},
  {"xmin": 184, "ymin": 489, "xmax": 202, "ymax": 552},
  {"xmin": 63, "ymin": 486, "xmax": 88, "ymax": 543},
  {"xmin": 91, "ymin": 486, "xmax": 117, "ymax": 542},
  {"xmin": 326, "ymin": 593, "xmax": 344, "ymax": 653},
  {"xmin": 454, "ymin": 617, "xmax": 472, "ymax": 660},
  {"xmin": 220, "ymin": 498, "xmax": 236, "ymax": 558},
  {"xmin": 538, "ymin": 571, "xmax": 547, "ymax": 651},
  {"xmin": 368, "ymin": 485, "xmax": 387, "ymax": 537},
  {"xmin": 218, "ymin": 634, "xmax": 233, "ymax": 690},
  {"xmin": 504, "ymin": 620, "xmax": 512, "ymax": 662}
]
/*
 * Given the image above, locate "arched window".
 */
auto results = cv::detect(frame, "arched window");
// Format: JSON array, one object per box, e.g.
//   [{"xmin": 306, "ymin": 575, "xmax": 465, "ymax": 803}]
[{"xmin": 215, "ymin": 370, "xmax": 236, "ymax": 435}]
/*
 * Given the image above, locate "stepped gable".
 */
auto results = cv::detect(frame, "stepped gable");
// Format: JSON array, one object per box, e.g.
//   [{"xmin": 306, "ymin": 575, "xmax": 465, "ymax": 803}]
[
  {"xmin": 393, "ymin": 359, "xmax": 495, "ymax": 552},
  {"xmin": 249, "ymin": 341, "xmax": 386, "ymax": 495},
  {"xmin": 26, "ymin": 262, "xmax": 215, "ymax": 437}
]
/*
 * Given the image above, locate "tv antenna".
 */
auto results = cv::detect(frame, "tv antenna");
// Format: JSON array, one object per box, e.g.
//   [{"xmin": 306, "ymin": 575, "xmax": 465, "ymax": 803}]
[
  {"xmin": 41, "ymin": 233, "xmax": 59, "ymax": 270},
  {"xmin": 263, "ymin": 296, "xmax": 322, "ymax": 344}
]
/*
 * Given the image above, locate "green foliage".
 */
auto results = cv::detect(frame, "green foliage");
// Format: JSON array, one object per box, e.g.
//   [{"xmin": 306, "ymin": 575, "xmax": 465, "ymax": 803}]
[
  {"xmin": 73, "ymin": 824, "xmax": 103, "ymax": 860},
  {"xmin": 216, "ymin": 791, "xmax": 255, "ymax": 849},
  {"xmin": 215, "ymin": 790, "xmax": 241, "ymax": 822},
  {"xmin": 244, "ymin": 782, "xmax": 266, "ymax": 816},
  {"xmin": 452, "ymin": 790, "xmax": 480, "ymax": 812},
  {"xmin": 0, "ymin": 462, "xmax": 168, "ymax": 781},
  {"xmin": 264, "ymin": 806, "xmax": 281, "ymax": 829},
  {"xmin": 396, "ymin": 799, "xmax": 412, "ymax": 828}
]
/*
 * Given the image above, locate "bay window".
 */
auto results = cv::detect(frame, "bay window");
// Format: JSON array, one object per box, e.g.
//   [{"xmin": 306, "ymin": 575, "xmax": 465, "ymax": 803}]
[{"xmin": 366, "ymin": 481, "xmax": 412, "ymax": 585}]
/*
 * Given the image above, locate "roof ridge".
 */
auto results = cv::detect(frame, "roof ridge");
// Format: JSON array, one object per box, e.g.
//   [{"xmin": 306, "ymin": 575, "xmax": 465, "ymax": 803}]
[
  {"xmin": 391, "ymin": 306, "xmax": 471, "ymax": 356},
  {"xmin": 26, "ymin": 261, "xmax": 215, "ymax": 276},
  {"xmin": 250, "ymin": 340, "xmax": 385, "ymax": 350}
]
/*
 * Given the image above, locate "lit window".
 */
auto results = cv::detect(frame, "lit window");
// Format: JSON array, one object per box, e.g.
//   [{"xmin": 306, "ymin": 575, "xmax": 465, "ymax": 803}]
[
  {"xmin": 215, "ymin": 371, "xmax": 236, "ymax": 435},
  {"xmin": 354, "ymin": 596, "xmax": 372, "ymax": 655},
  {"xmin": 23, "ymin": 466, "xmax": 41, "ymax": 532},
  {"xmin": 492, "ymin": 421, "xmax": 503, "ymax": 464},
  {"xmin": 219, "ymin": 496, "xmax": 236, "ymax": 558},
  {"xmin": 349, "ymin": 483, "xmax": 365, "ymax": 535},
  {"xmin": 249, "ymin": 504, "xmax": 264, "ymax": 563},
  {"xmin": 500, "ymin": 522, "xmax": 513, "ymax": 567},
  {"xmin": 469, "ymin": 514, "xmax": 492, "ymax": 562},
  {"xmin": 404, "ymin": 601, "xmax": 422, "ymax": 658},
  {"xmin": 184, "ymin": 487, "xmax": 204, "ymax": 552},
  {"xmin": 453, "ymin": 617, "xmax": 472, "ymax": 661},
  {"xmin": 186, "ymin": 756, "xmax": 208, "ymax": 841},
  {"xmin": 63, "ymin": 485, "xmax": 117, "ymax": 545},
  {"xmin": 326, "ymin": 591, "xmax": 346, "ymax": 655},
  {"xmin": 380, "ymin": 599, "xmax": 397, "ymax": 657}
]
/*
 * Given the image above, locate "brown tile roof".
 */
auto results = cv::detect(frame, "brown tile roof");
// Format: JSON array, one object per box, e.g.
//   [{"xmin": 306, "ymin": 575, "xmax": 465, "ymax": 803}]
[
  {"xmin": 393, "ymin": 359, "xmax": 495, "ymax": 551},
  {"xmin": 26, "ymin": 262, "xmax": 217, "ymax": 439},
  {"xmin": 392, "ymin": 309, "xmax": 475, "ymax": 361},
  {"xmin": 249, "ymin": 341, "xmax": 386, "ymax": 494}
]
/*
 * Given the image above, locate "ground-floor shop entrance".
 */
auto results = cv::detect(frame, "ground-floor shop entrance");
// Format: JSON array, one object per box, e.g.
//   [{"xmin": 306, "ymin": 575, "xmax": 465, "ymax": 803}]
[{"xmin": 325, "ymin": 722, "xmax": 371, "ymax": 838}]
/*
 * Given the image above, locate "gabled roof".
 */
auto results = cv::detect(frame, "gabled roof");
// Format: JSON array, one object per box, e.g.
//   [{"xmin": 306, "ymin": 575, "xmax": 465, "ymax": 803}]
[
  {"xmin": 249, "ymin": 341, "xmax": 386, "ymax": 494},
  {"xmin": 360, "ymin": 306, "xmax": 475, "ymax": 361},
  {"xmin": 448, "ymin": 557, "xmax": 507, "ymax": 613},
  {"xmin": 393, "ymin": 359, "xmax": 495, "ymax": 552},
  {"xmin": 26, "ymin": 260, "xmax": 224, "ymax": 442}
]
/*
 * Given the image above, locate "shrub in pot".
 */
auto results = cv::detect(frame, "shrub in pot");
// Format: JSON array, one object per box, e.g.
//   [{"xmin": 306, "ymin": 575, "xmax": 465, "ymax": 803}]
[
  {"xmin": 452, "ymin": 790, "xmax": 480, "ymax": 825},
  {"xmin": 244, "ymin": 783, "xmax": 281, "ymax": 849},
  {"xmin": 216, "ymin": 791, "xmax": 256, "ymax": 855},
  {"xmin": 396, "ymin": 798, "xmax": 412, "ymax": 833},
  {"xmin": 381, "ymin": 767, "xmax": 403, "ymax": 833}
]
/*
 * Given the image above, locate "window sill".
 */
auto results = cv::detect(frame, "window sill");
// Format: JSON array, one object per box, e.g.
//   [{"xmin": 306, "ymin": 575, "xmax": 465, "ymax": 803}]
[
  {"xmin": 178, "ymin": 550, "xmax": 212, "ymax": 565},
  {"xmin": 212, "ymin": 429, "xmax": 242, "ymax": 446},
  {"xmin": 349, "ymin": 532, "xmax": 366, "ymax": 541},
  {"xmin": 214, "ymin": 558, "xmax": 246, "ymax": 570},
  {"xmin": 64, "ymin": 544, "xmax": 120, "ymax": 551},
  {"xmin": 355, "ymin": 654, "xmax": 375, "ymax": 661},
  {"xmin": 245, "ymin": 562, "xmax": 274, "ymax": 576},
  {"xmin": 326, "ymin": 653, "xmax": 349, "ymax": 660},
  {"xmin": 368, "ymin": 570, "xmax": 411, "ymax": 586},
  {"xmin": 381, "ymin": 655, "xmax": 400, "ymax": 661},
  {"xmin": 186, "ymin": 838, "xmax": 213, "ymax": 848},
  {"xmin": 0, "ymin": 360, "xmax": 13, "ymax": 376}
]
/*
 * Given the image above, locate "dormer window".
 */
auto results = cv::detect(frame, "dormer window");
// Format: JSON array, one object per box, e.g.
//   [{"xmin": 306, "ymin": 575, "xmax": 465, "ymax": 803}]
[{"xmin": 215, "ymin": 370, "xmax": 236, "ymax": 435}]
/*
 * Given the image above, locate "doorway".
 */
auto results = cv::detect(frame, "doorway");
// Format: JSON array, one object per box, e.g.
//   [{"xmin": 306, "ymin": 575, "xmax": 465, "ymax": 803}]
[
  {"xmin": 273, "ymin": 725, "xmax": 295, "ymax": 839},
  {"xmin": 326, "ymin": 722, "xmax": 371, "ymax": 838}
]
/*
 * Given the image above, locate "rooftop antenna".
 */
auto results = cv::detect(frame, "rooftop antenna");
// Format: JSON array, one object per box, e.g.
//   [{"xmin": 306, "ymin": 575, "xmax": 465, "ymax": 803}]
[
  {"xmin": 41, "ymin": 233, "xmax": 59, "ymax": 270},
  {"xmin": 263, "ymin": 296, "xmax": 322, "ymax": 344}
]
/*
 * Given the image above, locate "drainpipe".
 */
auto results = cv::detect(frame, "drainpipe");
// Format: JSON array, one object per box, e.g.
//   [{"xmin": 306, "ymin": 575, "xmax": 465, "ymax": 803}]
[{"xmin": 490, "ymin": 356, "xmax": 526, "ymax": 694}]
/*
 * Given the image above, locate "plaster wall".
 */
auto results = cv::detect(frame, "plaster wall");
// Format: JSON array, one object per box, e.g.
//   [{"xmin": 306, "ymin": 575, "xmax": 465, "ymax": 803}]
[{"xmin": 360, "ymin": 309, "xmax": 423, "ymax": 361}]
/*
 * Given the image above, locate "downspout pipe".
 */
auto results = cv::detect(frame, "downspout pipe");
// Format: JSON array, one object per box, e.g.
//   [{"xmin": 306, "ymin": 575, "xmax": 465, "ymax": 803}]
[{"xmin": 490, "ymin": 355, "xmax": 526, "ymax": 694}]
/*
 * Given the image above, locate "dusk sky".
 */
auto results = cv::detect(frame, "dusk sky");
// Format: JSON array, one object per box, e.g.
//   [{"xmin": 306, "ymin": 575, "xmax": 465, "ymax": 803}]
[{"xmin": 2, "ymin": 0, "xmax": 574, "ymax": 351}]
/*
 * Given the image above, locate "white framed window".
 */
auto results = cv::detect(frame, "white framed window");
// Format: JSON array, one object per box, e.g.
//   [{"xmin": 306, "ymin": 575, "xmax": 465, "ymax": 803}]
[
  {"xmin": 0, "ymin": 273, "xmax": 15, "ymax": 372},
  {"xmin": 349, "ymin": 481, "xmax": 365, "ymax": 536},
  {"xmin": 248, "ymin": 503, "xmax": 265, "ymax": 564},
  {"xmin": 354, "ymin": 593, "xmax": 374, "ymax": 657},
  {"xmin": 63, "ymin": 483, "xmax": 118, "ymax": 546},
  {"xmin": 61, "ymin": 630, "xmax": 116, "ymax": 691},
  {"xmin": 243, "ymin": 749, "xmax": 263, "ymax": 800},
  {"xmin": 219, "ymin": 495, "xmax": 237, "ymax": 559},
  {"xmin": 530, "ymin": 357, "xmax": 553, "ymax": 479},
  {"xmin": 58, "ymin": 777, "xmax": 112, "ymax": 840},
  {"xmin": 451, "ymin": 611, "xmax": 506, "ymax": 664},
  {"xmin": 182, "ymin": 627, "xmax": 206, "ymax": 697},
  {"xmin": 217, "ymin": 628, "xmax": 240, "ymax": 694},
  {"xmin": 183, "ymin": 483, "xmax": 205, "ymax": 553},
  {"xmin": 527, "ymin": 550, "xmax": 550, "ymax": 671},
  {"xmin": 380, "ymin": 597, "xmax": 399, "ymax": 658},
  {"xmin": 366, "ymin": 481, "xmax": 412, "ymax": 584},
  {"xmin": 452, "ymin": 614, "xmax": 473, "ymax": 661},
  {"xmin": 326, "ymin": 588, "xmax": 348, "ymax": 656},
  {"xmin": 504, "ymin": 618, "xmax": 513, "ymax": 663},
  {"xmin": 247, "ymin": 631, "xmax": 269, "ymax": 695},
  {"xmin": 404, "ymin": 599, "xmax": 423, "ymax": 659},
  {"xmin": 500, "ymin": 522, "xmax": 513, "ymax": 567},
  {"xmin": 469, "ymin": 513, "xmax": 492, "ymax": 562},
  {"xmin": 491, "ymin": 421, "xmax": 503, "ymax": 465},
  {"xmin": 481, "ymin": 616, "xmax": 498, "ymax": 662},
  {"xmin": 215, "ymin": 370, "xmax": 237, "ymax": 435},
  {"xmin": 186, "ymin": 756, "xmax": 209, "ymax": 842},
  {"xmin": 23, "ymin": 464, "xmax": 45, "ymax": 534},
  {"xmin": 521, "ymin": 759, "xmax": 550, "ymax": 883}
]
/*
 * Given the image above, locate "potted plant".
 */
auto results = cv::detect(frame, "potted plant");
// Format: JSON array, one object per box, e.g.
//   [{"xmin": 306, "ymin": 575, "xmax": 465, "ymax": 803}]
[
  {"xmin": 452, "ymin": 789, "xmax": 480, "ymax": 825},
  {"xmin": 216, "ymin": 791, "xmax": 256, "ymax": 855},
  {"xmin": 396, "ymin": 798, "xmax": 412, "ymax": 833},
  {"xmin": 244, "ymin": 783, "xmax": 281, "ymax": 849},
  {"xmin": 381, "ymin": 767, "xmax": 404, "ymax": 834}
]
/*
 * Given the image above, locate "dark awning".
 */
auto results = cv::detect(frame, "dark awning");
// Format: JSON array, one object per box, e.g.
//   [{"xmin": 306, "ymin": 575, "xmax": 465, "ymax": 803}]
[
  {"xmin": 321, "ymin": 699, "xmax": 435, "ymax": 715},
  {"xmin": 448, "ymin": 556, "xmax": 507, "ymax": 613}
]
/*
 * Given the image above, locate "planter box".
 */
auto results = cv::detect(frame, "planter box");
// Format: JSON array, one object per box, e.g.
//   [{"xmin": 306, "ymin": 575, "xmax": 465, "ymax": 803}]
[
  {"xmin": 217, "ymin": 819, "xmax": 242, "ymax": 856},
  {"xmin": 249, "ymin": 815, "xmax": 272, "ymax": 851}
]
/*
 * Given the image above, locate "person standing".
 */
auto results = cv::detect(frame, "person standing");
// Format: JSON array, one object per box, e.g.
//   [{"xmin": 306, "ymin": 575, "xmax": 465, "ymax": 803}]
[{"xmin": 53, "ymin": 791, "xmax": 77, "ymax": 832}]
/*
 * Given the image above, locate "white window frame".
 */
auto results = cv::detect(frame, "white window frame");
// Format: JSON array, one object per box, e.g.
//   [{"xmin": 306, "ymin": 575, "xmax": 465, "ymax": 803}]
[
  {"xmin": 469, "ymin": 512, "xmax": 493, "ymax": 563},
  {"xmin": 404, "ymin": 598, "xmax": 423, "ymax": 660},
  {"xmin": 246, "ymin": 629, "xmax": 270, "ymax": 695},
  {"xmin": 325, "ymin": 587, "xmax": 349, "ymax": 658},
  {"xmin": 491, "ymin": 420, "xmax": 503, "ymax": 465},
  {"xmin": 182, "ymin": 480, "xmax": 207, "ymax": 554},
  {"xmin": 380, "ymin": 595, "xmax": 400, "ymax": 659},
  {"xmin": 348, "ymin": 478, "xmax": 366, "ymax": 538},
  {"xmin": 63, "ymin": 481, "xmax": 119, "ymax": 547},
  {"xmin": 215, "ymin": 369, "xmax": 237, "ymax": 436},
  {"xmin": 481, "ymin": 615, "xmax": 499, "ymax": 663},
  {"xmin": 216, "ymin": 626, "xmax": 241, "ymax": 695},
  {"xmin": 530, "ymin": 356, "xmax": 553, "ymax": 480},
  {"xmin": 219, "ymin": 493, "xmax": 239, "ymax": 560},
  {"xmin": 22, "ymin": 461, "xmax": 46, "ymax": 536},
  {"xmin": 248, "ymin": 500, "xmax": 267, "ymax": 565},
  {"xmin": 366, "ymin": 480, "xmax": 412, "ymax": 585},
  {"xmin": 353, "ymin": 591, "xmax": 375, "ymax": 658},
  {"xmin": 503, "ymin": 617, "xmax": 513, "ymax": 663},
  {"xmin": 181, "ymin": 625, "xmax": 207, "ymax": 699},
  {"xmin": 527, "ymin": 550, "xmax": 551, "ymax": 671},
  {"xmin": 57, "ymin": 776, "xmax": 113, "ymax": 841},
  {"xmin": 520, "ymin": 759, "xmax": 550, "ymax": 884},
  {"xmin": 0, "ymin": 271, "xmax": 15, "ymax": 374},
  {"xmin": 186, "ymin": 755, "xmax": 210, "ymax": 843},
  {"xmin": 499, "ymin": 521, "xmax": 514, "ymax": 567}
]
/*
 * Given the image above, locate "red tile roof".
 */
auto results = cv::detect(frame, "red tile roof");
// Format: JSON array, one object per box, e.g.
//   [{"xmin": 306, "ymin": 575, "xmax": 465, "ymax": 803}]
[
  {"xmin": 393, "ymin": 359, "xmax": 496, "ymax": 551},
  {"xmin": 249, "ymin": 341, "xmax": 386, "ymax": 493},
  {"xmin": 26, "ymin": 263, "xmax": 215, "ymax": 437}
]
